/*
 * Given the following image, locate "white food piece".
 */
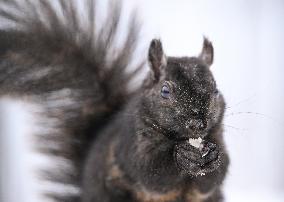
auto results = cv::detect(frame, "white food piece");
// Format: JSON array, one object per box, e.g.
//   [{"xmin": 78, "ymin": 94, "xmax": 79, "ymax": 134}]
[
  {"xmin": 199, "ymin": 172, "xmax": 206, "ymax": 176},
  {"xmin": 188, "ymin": 137, "xmax": 203, "ymax": 149}
]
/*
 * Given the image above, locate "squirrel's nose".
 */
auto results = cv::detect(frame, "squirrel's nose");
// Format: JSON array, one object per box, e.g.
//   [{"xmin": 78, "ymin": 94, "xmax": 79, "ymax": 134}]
[{"xmin": 186, "ymin": 119, "xmax": 207, "ymax": 131}]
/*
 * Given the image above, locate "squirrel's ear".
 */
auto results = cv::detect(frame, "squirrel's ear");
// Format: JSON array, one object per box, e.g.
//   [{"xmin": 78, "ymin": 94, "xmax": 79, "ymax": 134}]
[
  {"xmin": 148, "ymin": 39, "xmax": 167, "ymax": 82},
  {"xmin": 199, "ymin": 37, "xmax": 214, "ymax": 66}
]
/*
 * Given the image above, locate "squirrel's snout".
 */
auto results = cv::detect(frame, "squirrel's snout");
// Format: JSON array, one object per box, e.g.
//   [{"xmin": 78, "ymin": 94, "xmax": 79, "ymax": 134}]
[{"xmin": 186, "ymin": 119, "xmax": 207, "ymax": 131}]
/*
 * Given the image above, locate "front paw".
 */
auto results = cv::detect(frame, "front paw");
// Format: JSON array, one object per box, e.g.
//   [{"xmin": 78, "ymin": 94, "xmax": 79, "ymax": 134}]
[{"xmin": 174, "ymin": 141, "xmax": 220, "ymax": 177}]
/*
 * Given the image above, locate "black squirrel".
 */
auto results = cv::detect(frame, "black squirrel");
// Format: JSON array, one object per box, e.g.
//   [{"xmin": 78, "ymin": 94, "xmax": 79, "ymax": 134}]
[{"xmin": 0, "ymin": 0, "xmax": 229, "ymax": 202}]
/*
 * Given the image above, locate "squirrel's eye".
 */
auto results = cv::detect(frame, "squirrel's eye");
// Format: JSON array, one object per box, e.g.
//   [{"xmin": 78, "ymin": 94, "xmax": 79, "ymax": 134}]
[
  {"xmin": 214, "ymin": 89, "xmax": 219, "ymax": 95},
  {"xmin": 161, "ymin": 85, "xmax": 170, "ymax": 99}
]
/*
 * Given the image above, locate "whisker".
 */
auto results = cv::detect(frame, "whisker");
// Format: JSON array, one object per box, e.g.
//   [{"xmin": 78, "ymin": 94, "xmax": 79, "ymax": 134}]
[
  {"xmin": 221, "ymin": 123, "xmax": 248, "ymax": 132},
  {"xmin": 225, "ymin": 94, "xmax": 257, "ymax": 109},
  {"xmin": 225, "ymin": 111, "xmax": 275, "ymax": 121},
  {"xmin": 225, "ymin": 111, "xmax": 267, "ymax": 117},
  {"xmin": 225, "ymin": 111, "xmax": 283, "ymax": 129}
]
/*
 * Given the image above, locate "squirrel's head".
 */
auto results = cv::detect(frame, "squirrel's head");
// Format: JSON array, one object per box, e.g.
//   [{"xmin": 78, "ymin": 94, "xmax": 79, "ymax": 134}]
[{"xmin": 139, "ymin": 38, "xmax": 225, "ymax": 141}]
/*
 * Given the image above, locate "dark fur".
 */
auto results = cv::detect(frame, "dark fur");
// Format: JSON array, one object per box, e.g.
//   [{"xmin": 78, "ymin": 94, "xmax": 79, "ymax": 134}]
[
  {"xmin": 0, "ymin": 0, "xmax": 142, "ymax": 201},
  {"xmin": 0, "ymin": 1, "xmax": 229, "ymax": 202},
  {"xmin": 83, "ymin": 40, "xmax": 229, "ymax": 202}
]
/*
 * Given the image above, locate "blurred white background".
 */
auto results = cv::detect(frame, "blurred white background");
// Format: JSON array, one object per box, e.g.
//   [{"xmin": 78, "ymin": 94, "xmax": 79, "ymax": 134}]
[{"xmin": 1, "ymin": 0, "xmax": 284, "ymax": 201}]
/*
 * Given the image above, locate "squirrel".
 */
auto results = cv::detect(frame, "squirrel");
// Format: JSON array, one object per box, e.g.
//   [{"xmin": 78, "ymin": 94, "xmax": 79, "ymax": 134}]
[{"xmin": 0, "ymin": 0, "xmax": 229, "ymax": 202}]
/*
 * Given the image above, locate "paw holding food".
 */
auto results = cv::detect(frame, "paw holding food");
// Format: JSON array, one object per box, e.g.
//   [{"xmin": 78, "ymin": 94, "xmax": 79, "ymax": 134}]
[{"xmin": 174, "ymin": 138, "xmax": 219, "ymax": 177}]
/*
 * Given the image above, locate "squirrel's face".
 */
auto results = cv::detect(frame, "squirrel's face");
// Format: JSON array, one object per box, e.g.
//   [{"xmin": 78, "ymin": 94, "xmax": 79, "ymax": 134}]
[{"xmin": 140, "ymin": 39, "xmax": 225, "ymax": 141}]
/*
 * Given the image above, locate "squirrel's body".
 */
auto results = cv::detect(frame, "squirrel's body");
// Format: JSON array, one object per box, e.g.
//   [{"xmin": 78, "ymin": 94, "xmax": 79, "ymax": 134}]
[
  {"xmin": 83, "ymin": 55, "xmax": 229, "ymax": 202},
  {"xmin": 84, "ymin": 96, "xmax": 228, "ymax": 202},
  {"xmin": 0, "ymin": 1, "xmax": 229, "ymax": 202}
]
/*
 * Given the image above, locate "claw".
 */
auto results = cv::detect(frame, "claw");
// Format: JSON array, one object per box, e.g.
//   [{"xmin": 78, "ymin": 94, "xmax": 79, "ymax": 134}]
[{"xmin": 201, "ymin": 147, "xmax": 210, "ymax": 158}]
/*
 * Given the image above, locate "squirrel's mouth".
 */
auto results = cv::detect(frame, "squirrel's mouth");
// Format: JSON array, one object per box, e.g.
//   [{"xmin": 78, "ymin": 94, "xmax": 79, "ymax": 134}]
[{"xmin": 146, "ymin": 120, "xmax": 221, "ymax": 175}]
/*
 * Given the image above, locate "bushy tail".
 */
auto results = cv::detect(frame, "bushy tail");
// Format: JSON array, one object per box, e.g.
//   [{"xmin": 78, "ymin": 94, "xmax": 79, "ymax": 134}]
[{"xmin": 0, "ymin": 0, "xmax": 143, "ymax": 201}]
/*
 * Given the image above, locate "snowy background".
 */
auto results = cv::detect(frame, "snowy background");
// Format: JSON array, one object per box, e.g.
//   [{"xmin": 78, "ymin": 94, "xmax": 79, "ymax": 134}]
[{"xmin": 1, "ymin": 0, "xmax": 284, "ymax": 201}]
